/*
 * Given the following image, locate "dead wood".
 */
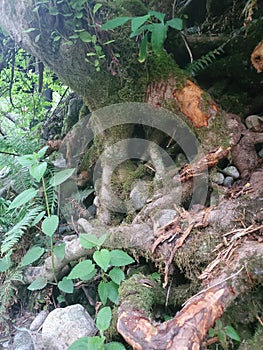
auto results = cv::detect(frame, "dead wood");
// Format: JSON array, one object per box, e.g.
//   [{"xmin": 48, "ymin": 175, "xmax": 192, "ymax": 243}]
[{"xmin": 117, "ymin": 241, "xmax": 263, "ymax": 350}]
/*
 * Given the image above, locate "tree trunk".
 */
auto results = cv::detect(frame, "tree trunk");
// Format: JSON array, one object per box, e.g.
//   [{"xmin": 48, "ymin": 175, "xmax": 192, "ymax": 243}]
[{"xmin": 0, "ymin": 1, "xmax": 262, "ymax": 348}]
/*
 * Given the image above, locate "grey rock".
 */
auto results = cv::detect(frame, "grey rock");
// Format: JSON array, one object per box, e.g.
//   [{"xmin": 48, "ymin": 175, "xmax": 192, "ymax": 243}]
[
  {"xmin": 245, "ymin": 115, "xmax": 263, "ymax": 132},
  {"xmin": 210, "ymin": 191, "xmax": 219, "ymax": 206},
  {"xmin": 30, "ymin": 310, "xmax": 48, "ymax": 331},
  {"xmin": 42, "ymin": 304, "xmax": 97, "ymax": 350},
  {"xmin": 153, "ymin": 209, "xmax": 177, "ymax": 232},
  {"xmin": 130, "ymin": 181, "xmax": 151, "ymax": 211},
  {"xmin": 222, "ymin": 166, "xmax": 240, "ymax": 179},
  {"xmin": 11, "ymin": 331, "xmax": 34, "ymax": 350},
  {"xmin": 223, "ymin": 176, "xmax": 234, "ymax": 187},
  {"xmin": 211, "ymin": 172, "xmax": 224, "ymax": 185}
]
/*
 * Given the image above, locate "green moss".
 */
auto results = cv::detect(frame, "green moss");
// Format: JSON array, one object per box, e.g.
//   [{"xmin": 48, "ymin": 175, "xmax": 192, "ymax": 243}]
[
  {"xmin": 119, "ymin": 273, "xmax": 156, "ymax": 315},
  {"xmin": 148, "ymin": 52, "xmax": 187, "ymax": 87}
]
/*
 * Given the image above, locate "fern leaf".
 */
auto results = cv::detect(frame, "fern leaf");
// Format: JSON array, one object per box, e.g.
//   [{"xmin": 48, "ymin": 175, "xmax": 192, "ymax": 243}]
[{"xmin": 1, "ymin": 205, "xmax": 44, "ymax": 254}]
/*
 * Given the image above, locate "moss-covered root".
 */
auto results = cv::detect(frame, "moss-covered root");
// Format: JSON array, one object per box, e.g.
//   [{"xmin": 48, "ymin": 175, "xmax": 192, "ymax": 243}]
[{"xmin": 118, "ymin": 273, "xmax": 157, "ymax": 317}]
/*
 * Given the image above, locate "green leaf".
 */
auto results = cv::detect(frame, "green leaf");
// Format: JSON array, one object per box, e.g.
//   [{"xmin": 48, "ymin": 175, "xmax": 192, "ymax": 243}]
[
  {"xmin": 86, "ymin": 52, "xmax": 97, "ymax": 57},
  {"xmin": 218, "ymin": 331, "xmax": 227, "ymax": 349},
  {"xmin": 151, "ymin": 23, "xmax": 167, "ymax": 54},
  {"xmin": 138, "ymin": 32, "xmax": 148, "ymax": 63},
  {"xmin": 149, "ymin": 10, "xmax": 165, "ymax": 23},
  {"xmin": 96, "ymin": 306, "xmax": 112, "ymax": 332},
  {"xmin": 69, "ymin": 336, "xmax": 105, "ymax": 350},
  {"xmin": 67, "ymin": 260, "xmax": 95, "ymax": 279},
  {"xmin": 50, "ymin": 168, "xmax": 75, "ymax": 186},
  {"xmin": 130, "ymin": 24, "xmax": 150, "ymax": 38},
  {"xmin": 166, "ymin": 18, "xmax": 183, "ymax": 31},
  {"xmin": 17, "ymin": 154, "xmax": 36, "ymax": 167},
  {"xmin": 68, "ymin": 337, "xmax": 89, "ymax": 350},
  {"xmin": 105, "ymin": 342, "xmax": 126, "ymax": 350},
  {"xmin": 76, "ymin": 12, "xmax": 83, "ymax": 19},
  {"xmin": 93, "ymin": 249, "xmax": 110, "ymax": 272},
  {"xmin": 20, "ymin": 246, "xmax": 45, "ymax": 267},
  {"xmin": 31, "ymin": 211, "xmax": 45, "ymax": 226},
  {"xmin": 69, "ymin": 34, "xmax": 80, "ymax": 39},
  {"xmin": 0, "ymin": 255, "xmax": 11, "ymax": 272},
  {"xmin": 58, "ymin": 277, "xmax": 74, "ymax": 293},
  {"xmin": 9, "ymin": 188, "xmax": 38, "ymax": 210},
  {"xmin": 28, "ymin": 277, "xmax": 47, "ymax": 291},
  {"xmin": 107, "ymin": 281, "xmax": 119, "ymax": 304},
  {"xmin": 79, "ymin": 233, "xmax": 107, "ymax": 249},
  {"xmin": 101, "ymin": 17, "xmax": 130, "ymax": 30},
  {"xmin": 53, "ymin": 36, "xmax": 61, "ymax": 42},
  {"xmin": 131, "ymin": 14, "xmax": 150, "ymax": 33},
  {"xmin": 53, "ymin": 243, "xmax": 66, "ymax": 260},
  {"xmin": 79, "ymin": 31, "xmax": 92, "ymax": 43},
  {"xmin": 109, "ymin": 250, "xmax": 135, "ymax": 267},
  {"xmin": 41, "ymin": 215, "xmax": 59, "ymax": 237},
  {"xmin": 98, "ymin": 234, "xmax": 108, "ymax": 247},
  {"xmin": 35, "ymin": 33, "xmax": 41, "ymax": 43},
  {"xmin": 93, "ymin": 3, "xmax": 102, "ymax": 14},
  {"xmin": 109, "ymin": 267, "xmax": 125, "ymax": 285},
  {"xmin": 37, "ymin": 146, "xmax": 49, "ymax": 158},
  {"xmin": 208, "ymin": 328, "xmax": 215, "ymax": 337},
  {"xmin": 80, "ymin": 268, "xmax": 97, "ymax": 282},
  {"xmin": 24, "ymin": 28, "xmax": 37, "ymax": 33},
  {"xmin": 30, "ymin": 162, "xmax": 47, "ymax": 182},
  {"xmin": 98, "ymin": 281, "xmax": 109, "ymax": 305},
  {"xmin": 225, "ymin": 325, "xmax": 241, "ymax": 342}
]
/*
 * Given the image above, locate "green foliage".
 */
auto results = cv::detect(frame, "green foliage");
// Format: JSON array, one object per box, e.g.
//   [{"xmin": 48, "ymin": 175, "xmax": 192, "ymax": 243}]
[
  {"xmin": 186, "ymin": 46, "xmax": 225, "ymax": 76},
  {"xmin": 64, "ymin": 234, "xmax": 134, "ymax": 349},
  {"xmin": 101, "ymin": 10, "xmax": 183, "ymax": 62},
  {"xmin": 208, "ymin": 319, "xmax": 241, "ymax": 349},
  {"xmin": 1, "ymin": 205, "xmax": 44, "ymax": 255},
  {"xmin": 0, "ymin": 269, "xmax": 24, "ymax": 330}
]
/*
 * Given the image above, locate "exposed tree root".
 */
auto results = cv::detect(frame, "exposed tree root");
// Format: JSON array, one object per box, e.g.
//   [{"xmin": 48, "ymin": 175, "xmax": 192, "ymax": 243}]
[{"xmin": 117, "ymin": 241, "xmax": 263, "ymax": 350}]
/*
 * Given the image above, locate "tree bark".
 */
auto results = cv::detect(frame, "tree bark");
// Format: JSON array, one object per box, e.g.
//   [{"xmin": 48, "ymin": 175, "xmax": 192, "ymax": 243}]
[{"xmin": 0, "ymin": 1, "xmax": 262, "ymax": 348}]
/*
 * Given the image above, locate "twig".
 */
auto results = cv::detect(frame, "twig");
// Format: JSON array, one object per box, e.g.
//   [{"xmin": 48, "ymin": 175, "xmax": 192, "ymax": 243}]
[{"xmin": 183, "ymin": 266, "xmax": 245, "ymax": 307}]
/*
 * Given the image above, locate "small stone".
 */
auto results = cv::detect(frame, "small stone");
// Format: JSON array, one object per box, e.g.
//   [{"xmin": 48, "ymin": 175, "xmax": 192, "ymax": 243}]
[
  {"xmin": 211, "ymin": 172, "xmax": 224, "ymax": 185},
  {"xmin": 222, "ymin": 166, "xmax": 240, "ymax": 179},
  {"xmin": 42, "ymin": 304, "xmax": 97, "ymax": 350},
  {"xmin": 11, "ymin": 331, "xmax": 34, "ymax": 350},
  {"xmin": 30, "ymin": 310, "xmax": 48, "ymax": 331},
  {"xmin": 210, "ymin": 191, "xmax": 219, "ymax": 206},
  {"xmin": 153, "ymin": 209, "xmax": 177, "ymax": 232},
  {"xmin": 223, "ymin": 176, "xmax": 234, "ymax": 187},
  {"xmin": 245, "ymin": 115, "xmax": 263, "ymax": 132},
  {"xmin": 130, "ymin": 181, "xmax": 151, "ymax": 211}
]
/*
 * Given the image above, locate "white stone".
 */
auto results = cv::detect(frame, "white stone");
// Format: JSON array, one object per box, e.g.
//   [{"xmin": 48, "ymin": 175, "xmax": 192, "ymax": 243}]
[{"xmin": 42, "ymin": 304, "xmax": 97, "ymax": 350}]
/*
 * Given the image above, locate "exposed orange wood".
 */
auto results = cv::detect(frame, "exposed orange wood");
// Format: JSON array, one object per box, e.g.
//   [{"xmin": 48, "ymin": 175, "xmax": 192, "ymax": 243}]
[
  {"xmin": 172, "ymin": 80, "xmax": 218, "ymax": 128},
  {"xmin": 146, "ymin": 78, "xmax": 218, "ymax": 128},
  {"xmin": 251, "ymin": 41, "xmax": 263, "ymax": 73}
]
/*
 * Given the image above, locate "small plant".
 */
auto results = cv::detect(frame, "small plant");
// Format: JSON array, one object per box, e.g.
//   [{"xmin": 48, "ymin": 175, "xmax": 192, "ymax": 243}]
[
  {"xmin": 208, "ymin": 319, "xmax": 241, "ymax": 349},
  {"xmin": 62, "ymin": 233, "xmax": 135, "ymax": 349},
  {"xmin": 101, "ymin": 10, "xmax": 183, "ymax": 62}
]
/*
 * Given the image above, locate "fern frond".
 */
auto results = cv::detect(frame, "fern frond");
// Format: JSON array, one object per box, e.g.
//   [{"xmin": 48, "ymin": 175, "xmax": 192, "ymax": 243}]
[
  {"xmin": 1, "ymin": 205, "xmax": 44, "ymax": 254},
  {"xmin": 186, "ymin": 46, "xmax": 224, "ymax": 76},
  {"xmin": 0, "ymin": 269, "xmax": 24, "ymax": 331}
]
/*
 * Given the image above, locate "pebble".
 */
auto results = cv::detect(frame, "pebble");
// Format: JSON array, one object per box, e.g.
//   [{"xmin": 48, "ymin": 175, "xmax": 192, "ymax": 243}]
[
  {"xmin": 258, "ymin": 148, "xmax": 263, "ymax": 158},
  {"xmin": 223, "ymin": 176, "xmax": 234, "ymax": 187},
  {"xmin": 245, "ymin": 115, "xmax": 263, "ymax": 132},
  {"xmin": 222, "ymin": 165, "xmax": 240, "ymax": 179},
  {"xmin": 211, "ymin": 172, "xmax": 224, "ymax": 185}
]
